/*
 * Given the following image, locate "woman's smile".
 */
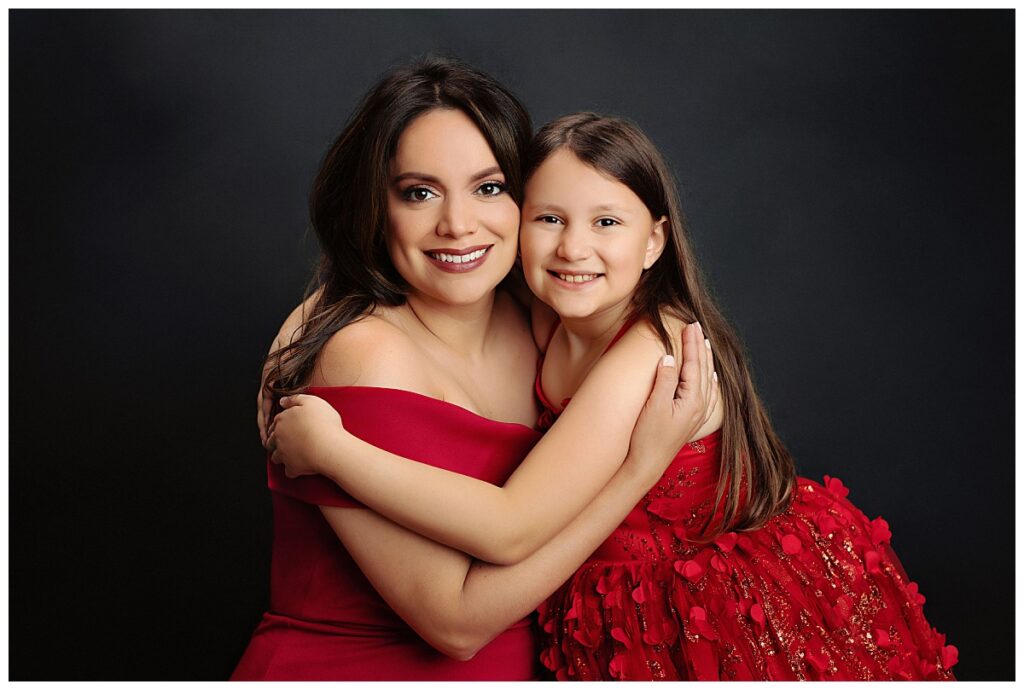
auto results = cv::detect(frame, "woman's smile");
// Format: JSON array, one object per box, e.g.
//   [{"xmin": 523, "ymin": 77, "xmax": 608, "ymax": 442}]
[
  {"xmin": 424, "ymin": 244, "xmax": 493, "ymax": 273},
  {"xmin": 387, "ymin": 108, "xmax": 520, "ymax": 306}
]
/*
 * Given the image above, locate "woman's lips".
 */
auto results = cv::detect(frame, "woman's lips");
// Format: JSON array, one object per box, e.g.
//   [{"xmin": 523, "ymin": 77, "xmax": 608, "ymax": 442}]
[{"xmin": 424, "ymin": 245, "xmax": 492, "ymax": 273}]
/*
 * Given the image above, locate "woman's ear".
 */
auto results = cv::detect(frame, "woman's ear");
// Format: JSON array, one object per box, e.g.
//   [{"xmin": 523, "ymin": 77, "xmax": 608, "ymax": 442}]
[{"xmin": 643, "ymin": 216, "xmax": 668, "ymax": 269}]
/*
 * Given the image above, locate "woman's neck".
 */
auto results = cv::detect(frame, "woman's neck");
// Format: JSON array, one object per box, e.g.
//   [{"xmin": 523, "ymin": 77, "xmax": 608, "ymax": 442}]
[{"xmin": 402, "ymin": 289, "xmax": 498, "ymax": 361}]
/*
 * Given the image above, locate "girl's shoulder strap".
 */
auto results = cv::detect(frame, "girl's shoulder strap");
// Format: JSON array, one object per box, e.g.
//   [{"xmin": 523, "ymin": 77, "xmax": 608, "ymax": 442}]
[
  {"xmin": 602, "ymin": 317, "xmax": 637, "ymax": 355},
  {"xmin": 543, "ymin": 318, "xmax": 561, "ymax": 351}
]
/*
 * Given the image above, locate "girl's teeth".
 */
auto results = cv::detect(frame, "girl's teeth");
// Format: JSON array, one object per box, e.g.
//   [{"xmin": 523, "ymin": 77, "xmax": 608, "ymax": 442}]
[{"xmin": 558, "ymin": 273, "xmax": 598, "ymax": 283}]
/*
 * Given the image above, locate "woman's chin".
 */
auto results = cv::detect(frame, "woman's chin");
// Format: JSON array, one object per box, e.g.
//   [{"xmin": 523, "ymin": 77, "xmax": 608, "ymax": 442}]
[{"xmin": 425, "ymin": 282, "xmax": 504, "ymax": 308}]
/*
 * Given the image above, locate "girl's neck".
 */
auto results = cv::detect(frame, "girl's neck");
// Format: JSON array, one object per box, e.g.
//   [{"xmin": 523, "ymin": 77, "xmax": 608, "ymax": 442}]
[
  {"xmin": 402, "ymin": 289, "xmax": 497, "ymax": 361},
  {"xmin": 559, "ymin": 300, "xmax": 631, "ymax": 351},
  {"xmin": 552, "ymin": 299, "xmax": 634, "ymax": 393}
]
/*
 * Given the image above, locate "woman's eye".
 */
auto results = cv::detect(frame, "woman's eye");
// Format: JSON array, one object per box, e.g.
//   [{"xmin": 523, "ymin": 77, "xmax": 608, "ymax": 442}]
[
  {"xmin": 596, "ymin": 218, "xmax": 620, "ymax": 228},
  {"xmin": 402, "ymin": 186, "xmax": 438, "ymax": 202},
  {"xmin": 476, "ymin": 181, "xmax": 506, "ymax": 196}
]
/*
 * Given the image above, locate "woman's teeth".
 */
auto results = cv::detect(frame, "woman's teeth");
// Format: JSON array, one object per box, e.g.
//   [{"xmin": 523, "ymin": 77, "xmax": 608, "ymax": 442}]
[
  {"xmin": 429, "ymin": 248, "xmax": 487, "ymax": 264},
  {"xmin": 557, "ymin": 273, "xmax": 599, "ymax": 283}
]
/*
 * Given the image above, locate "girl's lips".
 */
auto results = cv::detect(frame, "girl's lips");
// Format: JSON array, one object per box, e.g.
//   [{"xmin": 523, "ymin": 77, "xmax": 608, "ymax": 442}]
[
  {"xmin": 548, "ymin": 269, "xmax": 604, "ymax": 289},
  {"xmin": 424, "ymin": 245, "xmax": 493, "ymax": 273}
]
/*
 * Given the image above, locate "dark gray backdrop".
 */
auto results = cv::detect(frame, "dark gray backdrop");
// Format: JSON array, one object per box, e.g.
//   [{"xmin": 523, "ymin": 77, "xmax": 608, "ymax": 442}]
[{"xmin": 10, "ymin": 9, "xmax": 1012, "ymax": 681}]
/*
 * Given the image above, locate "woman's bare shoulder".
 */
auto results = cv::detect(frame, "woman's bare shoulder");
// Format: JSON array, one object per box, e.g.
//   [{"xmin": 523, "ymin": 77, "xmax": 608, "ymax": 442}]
[{"xmin": 310, "ymin": 312, "xmax": 437, "ymax": 393}]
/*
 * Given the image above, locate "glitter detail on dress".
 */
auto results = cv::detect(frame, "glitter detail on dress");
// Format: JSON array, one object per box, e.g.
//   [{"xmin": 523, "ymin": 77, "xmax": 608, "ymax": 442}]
[
  {"xmin": 532, "ymin": 321, "xmax": 955, "ymax": 680},
  {"xmin": 534, "ymin": 418, "xmax": 956, "ymax": 680}
]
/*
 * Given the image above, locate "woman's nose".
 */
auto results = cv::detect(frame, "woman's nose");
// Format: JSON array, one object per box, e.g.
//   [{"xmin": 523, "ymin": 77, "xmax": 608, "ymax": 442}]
[{"xmin": 437, "ymin": 194, "xmax": 477, "ymax": 239}]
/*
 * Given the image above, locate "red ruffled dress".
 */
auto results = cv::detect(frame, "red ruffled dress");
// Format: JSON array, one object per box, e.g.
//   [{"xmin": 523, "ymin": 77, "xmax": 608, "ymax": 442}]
[
  {"xmin": 232, "ymin": 386, "xmax": 544, "ymax": 681},
  {"xmin": 534, "ymin": 326, "xmax": 957, "ymax": 681}
]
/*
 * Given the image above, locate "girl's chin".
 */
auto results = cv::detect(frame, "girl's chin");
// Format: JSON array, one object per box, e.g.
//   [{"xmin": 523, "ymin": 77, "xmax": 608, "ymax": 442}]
[{"xmin": 546, "ymin": 300, "xmax": 601, "ymax": 320}]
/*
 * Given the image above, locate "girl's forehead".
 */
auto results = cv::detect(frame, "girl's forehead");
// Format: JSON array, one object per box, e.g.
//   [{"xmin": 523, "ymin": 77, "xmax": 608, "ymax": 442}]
[{"xmin": 525, "ymin": 149, "xmax": 646, "ymax": 212}]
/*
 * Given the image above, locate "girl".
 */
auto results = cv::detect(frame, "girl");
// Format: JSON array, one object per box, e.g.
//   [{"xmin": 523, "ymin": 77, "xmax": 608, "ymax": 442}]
[
  {"xmin": 269, "ymin": 113, "xmax": 957, "ymax": 680},
  {"xmin": 234, "ymin": 58, "xmax": 715, "ymax": 681}
]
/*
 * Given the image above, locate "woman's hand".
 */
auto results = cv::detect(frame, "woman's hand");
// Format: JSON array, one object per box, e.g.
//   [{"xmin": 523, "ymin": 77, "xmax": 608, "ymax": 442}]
[
  {"xmin": 257, "ymin": 383, "xmax": 274, "ymax": 448},
  {"xmin": 626, "ymin": 321, "xmax": 718, "ymax": 485},
  {"xmin": 267, "ymin": 394, "xmax": 347, "ymax": 478},
  {"xmin": 258, "ymin": 291, "xmax": 323, "ymax": 447}
]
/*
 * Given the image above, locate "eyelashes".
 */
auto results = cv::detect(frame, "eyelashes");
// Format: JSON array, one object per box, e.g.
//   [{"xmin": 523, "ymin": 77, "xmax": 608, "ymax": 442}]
[
  {"xmin": 399, "ymin": 181, "xmax": 507, "ymax": 203},
  {"xmin": 533, "ymin": 215, "xmax": 622, "ymax": 228},
  {"xmin": 476, "ymin": 181, "xmax": 506, "ymax": 197},
  {"xmin": 401, "ymin": 186, "xmax": 438, "ymax": 202}
]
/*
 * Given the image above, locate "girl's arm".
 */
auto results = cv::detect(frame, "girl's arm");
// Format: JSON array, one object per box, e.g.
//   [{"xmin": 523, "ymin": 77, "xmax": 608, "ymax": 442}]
[
  {"xmin": 319, "ymin": 356, "xmax": 705, "ymax": 659},
  {"xmin": 269, "ymin": 317, "xmax": 717, "ymax": 564}
]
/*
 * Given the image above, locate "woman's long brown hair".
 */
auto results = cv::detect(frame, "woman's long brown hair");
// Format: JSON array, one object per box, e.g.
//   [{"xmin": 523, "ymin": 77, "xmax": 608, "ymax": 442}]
[
  {"xmin": 527, "ymin": 113, "xmax": 796, "ymax": 536},
  {"xmin": 264, "ymin": 56, "xmax": 531, "ymax": 406}
]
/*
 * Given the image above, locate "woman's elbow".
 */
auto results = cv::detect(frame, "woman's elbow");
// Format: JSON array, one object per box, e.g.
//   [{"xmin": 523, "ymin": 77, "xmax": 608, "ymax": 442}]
[
  {"xmin": 438, "ymin": 641, "xmax": 480, "ymax": 662},
  {"xmin": 428, "ymin": 627, "xmax": 490, "ymax": 661}
]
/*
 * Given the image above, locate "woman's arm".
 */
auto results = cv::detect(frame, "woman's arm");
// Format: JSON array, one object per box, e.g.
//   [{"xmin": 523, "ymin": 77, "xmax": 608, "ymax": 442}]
[
  {"xmin": 269, "ymin": 318, "xmax": 717, "ymax": 564},
  {"xmin": 320, "ymin": 356, "xmax": 706, "ymax": 659}
]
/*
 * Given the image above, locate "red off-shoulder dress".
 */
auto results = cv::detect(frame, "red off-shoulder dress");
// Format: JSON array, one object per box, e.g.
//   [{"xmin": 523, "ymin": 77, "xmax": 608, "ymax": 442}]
[
  {"xmin": 231, "ymin": 386, "xmax": 544, "ymax": 681},
  {"xmin": 534, "ymin": 323, "xmax": 957, "ymax": 681}
]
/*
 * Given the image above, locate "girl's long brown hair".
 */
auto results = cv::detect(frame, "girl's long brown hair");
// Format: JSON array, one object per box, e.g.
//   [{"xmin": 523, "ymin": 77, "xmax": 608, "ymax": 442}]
[
  {"xmin": 527, "ymin": 113, "xmax": 796, "ymax": 536},
  {"xmin": 264, "ymin": 56, "xmax": 531, "ymax": 404}
]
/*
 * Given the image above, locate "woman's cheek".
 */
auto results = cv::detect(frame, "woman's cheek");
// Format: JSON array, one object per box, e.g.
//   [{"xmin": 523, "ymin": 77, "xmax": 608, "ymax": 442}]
[{"xmin": 479, "ymin": 197, "xmax": 519, "ymax": 238}]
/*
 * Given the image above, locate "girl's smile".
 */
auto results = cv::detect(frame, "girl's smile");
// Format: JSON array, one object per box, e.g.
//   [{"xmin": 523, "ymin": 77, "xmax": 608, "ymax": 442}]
[{"xmin": 520, "ymin": 148, "xmax": 665, "ymax": 323}]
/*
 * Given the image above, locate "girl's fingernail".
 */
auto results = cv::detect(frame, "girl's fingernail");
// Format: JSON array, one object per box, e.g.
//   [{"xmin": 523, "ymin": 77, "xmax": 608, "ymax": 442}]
[
  {"xmin": 713, "ymin": 371, "xmax": 718, "ymax": 382},
  {"xmin": 704, "ymin": 338, "xmax": 711, "ymax": 349},
  {"xmin": 662, "ymin": 354, "xmax": 676, "ymax": 367}
]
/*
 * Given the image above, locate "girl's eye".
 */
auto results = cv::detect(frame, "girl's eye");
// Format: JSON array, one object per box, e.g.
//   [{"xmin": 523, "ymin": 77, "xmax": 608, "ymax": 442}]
[
  {"xmin": 476, "ymin": 181, "xmax": 506, "ymax": 197},
  {"xmin": 538, "ymin": 215, "xmax": 563, "ymax": 225},
  {"xmin": 596, "ymin": 218, "xmax": 620, "ymax": 228},
  {"xmin": 402, "ymin": 186, "xmax": 439, "ymax": 202}
]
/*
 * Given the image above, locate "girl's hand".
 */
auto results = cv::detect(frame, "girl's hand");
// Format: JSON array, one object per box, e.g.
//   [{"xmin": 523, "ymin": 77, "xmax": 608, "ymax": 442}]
[
  {"xmin": 267, "ymin": 394, "xmax": 346, "ymax": 478},
  {"xmin": 626, "ymin": 322, "xmax": 718, "ymax": 484}
]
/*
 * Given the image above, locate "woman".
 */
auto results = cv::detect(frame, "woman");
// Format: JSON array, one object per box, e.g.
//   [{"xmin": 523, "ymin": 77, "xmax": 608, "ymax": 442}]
[
  {"xmin": 234, "ymin": 57, "xmax": 715, "ymax": 681},
  {"xmin": 269, "ymin": 113, "xmax": 957, "ymax": 680}
]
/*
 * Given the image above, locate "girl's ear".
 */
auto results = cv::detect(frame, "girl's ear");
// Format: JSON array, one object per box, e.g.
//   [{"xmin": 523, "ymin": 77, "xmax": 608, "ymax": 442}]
[{"xmin": 643, "ymin": 216, "xmax": 668, "ymax": 269}]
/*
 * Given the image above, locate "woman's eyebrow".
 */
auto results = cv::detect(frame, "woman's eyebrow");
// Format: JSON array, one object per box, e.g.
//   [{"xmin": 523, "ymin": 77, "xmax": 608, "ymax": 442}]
[
  {"xmin": 392, "ymin": 171, "xmax": 440, "ymax": 184},
  {"xmin": 392, "ymin": 166, "xmax": 504, "ymax": 185},
  {"xmin": 470, "ymin": 165, "xmax": 504, "ymax": 180}
]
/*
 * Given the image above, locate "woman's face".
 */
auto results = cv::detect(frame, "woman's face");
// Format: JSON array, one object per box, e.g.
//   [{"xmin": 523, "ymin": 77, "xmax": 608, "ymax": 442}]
[
  {"xmin": 520, "ymin": 148, "xmax": 666, "ymax": 321},
  {"xmin": 386, "ymin": 108, "xmax": 520, "ymax": 307}
]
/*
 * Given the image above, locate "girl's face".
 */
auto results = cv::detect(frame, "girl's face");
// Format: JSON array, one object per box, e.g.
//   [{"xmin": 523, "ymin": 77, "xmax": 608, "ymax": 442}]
[
  {"xmin": 386, "ymin": 108, "xmax": 520, "ymax": 307},
  {"xmin": 520, "ymin": 148, "xmax": 666, "ymax": 322}
]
